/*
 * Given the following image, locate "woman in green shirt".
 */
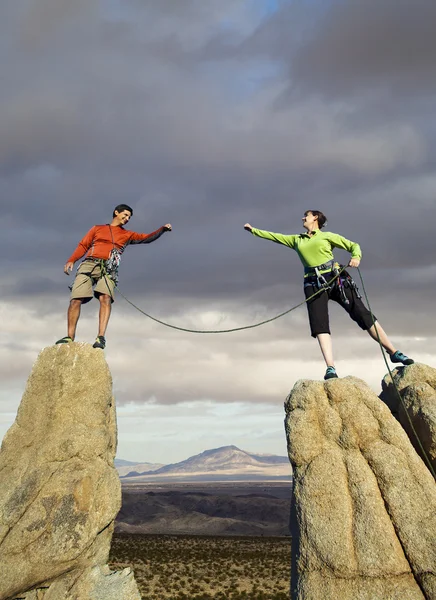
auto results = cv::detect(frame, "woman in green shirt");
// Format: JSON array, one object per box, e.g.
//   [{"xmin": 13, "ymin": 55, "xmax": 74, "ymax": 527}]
[{"xmin": 244, "ymin": 210, "xmax": 414, "ymax": 380}]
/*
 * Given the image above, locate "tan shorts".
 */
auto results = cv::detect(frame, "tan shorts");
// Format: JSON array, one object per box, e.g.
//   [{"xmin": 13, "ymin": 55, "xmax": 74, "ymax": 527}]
[{"xmin": 70, "ymin": 260, "xmax": 115, "ymax": 303}]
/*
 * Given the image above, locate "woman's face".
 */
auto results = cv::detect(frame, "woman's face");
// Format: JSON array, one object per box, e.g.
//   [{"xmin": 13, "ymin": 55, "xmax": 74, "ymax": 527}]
[{"xmin": 302, "ymin": 212, "xmax": 318, "ymax": 230}]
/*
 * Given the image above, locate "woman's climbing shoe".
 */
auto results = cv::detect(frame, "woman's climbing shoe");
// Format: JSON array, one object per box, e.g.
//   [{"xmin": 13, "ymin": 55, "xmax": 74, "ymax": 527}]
[
  {"xmin": 55, "ymin": 336, "xmax": 73, "ymax": 344},
  {"xmin": 324, "ymin": 366, "xmax": 338, "ymax": 380},
  {"xmin": 390, "ymin": 351, "xmax": 414, "ymax": 366},
  {"xmin": 92, "ymin": 335, "xmax": 106, "ymax": 349}
]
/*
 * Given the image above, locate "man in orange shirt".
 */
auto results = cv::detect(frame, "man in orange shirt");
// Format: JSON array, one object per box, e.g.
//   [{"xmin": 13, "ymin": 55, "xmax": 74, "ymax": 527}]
[{"xmin": 56, "ymin": 204, "xmax": 172, "ymax": 349}]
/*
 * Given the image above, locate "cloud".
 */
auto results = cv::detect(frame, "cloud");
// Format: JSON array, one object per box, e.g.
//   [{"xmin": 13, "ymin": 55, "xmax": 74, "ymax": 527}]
[
  {"xmin": 1, "ymin": 0, "xmax": 435, "ymax": 461},
  {"xmin": 289, "ymin": 0, "xmax": 436, "ymax": 96}
]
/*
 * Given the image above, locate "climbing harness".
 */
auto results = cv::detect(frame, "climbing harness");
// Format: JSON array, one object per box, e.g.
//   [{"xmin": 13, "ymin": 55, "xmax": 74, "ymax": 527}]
[
  {"xmin": 304, "ymin": 259, "xmax": 334, "ymax": 291},
  {"xmin": 70, "ymin": 256, "xmax": 115, "ymax": 300},
  {"xmin": 304, "ymin": 261, "xmax": 362, "ymax": 307},
  {"xmin": 71, "ymin": 225, "xmax": 122, "ymax": 294}
]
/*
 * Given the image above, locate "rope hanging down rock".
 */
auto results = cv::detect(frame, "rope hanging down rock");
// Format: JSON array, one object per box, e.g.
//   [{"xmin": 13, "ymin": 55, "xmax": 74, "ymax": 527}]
[{"xmin": 356, "ymin": 267, "xmax": 436, "ymax": 481}]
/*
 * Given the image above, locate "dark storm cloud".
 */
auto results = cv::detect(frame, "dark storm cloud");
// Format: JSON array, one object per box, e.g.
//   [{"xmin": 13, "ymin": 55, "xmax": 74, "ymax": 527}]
[
  {"xmin": 2, "ymin": 1, "xmax": 435, "ymax": 468},
  {"xmin": 0, "ymin": 0, "xmax": 435, "ymax": 339},
  {"xmin": 236, "ymin": 0, "xmax": 436, "ymax": 97},
  {"xmin": 290, "ymin": 0, "xmax": 436, "ymax": 96}
]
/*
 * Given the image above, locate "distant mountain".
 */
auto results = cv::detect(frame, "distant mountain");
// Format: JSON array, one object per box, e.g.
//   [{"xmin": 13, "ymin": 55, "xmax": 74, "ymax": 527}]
[
  {"xmin": 115, "ymin": 459, "xmax": 164, "ymax": 478},
  {"xmin": 115, "ymin": 459, "xmax": 138, "ymax": 467},
  {"xmin": 119, "ymin": 445, "xmax": 291, "ymax": 482}
]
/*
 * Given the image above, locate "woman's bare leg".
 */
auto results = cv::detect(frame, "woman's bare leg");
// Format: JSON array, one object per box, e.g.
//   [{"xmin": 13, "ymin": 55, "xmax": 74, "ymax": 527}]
[
  {"xmin": 317, "ymin": 333, "xmax": 335, "ymax": 367},
  {"xmin": 367, "ymin": 321, "xmax": 396, "ymax": 354}
]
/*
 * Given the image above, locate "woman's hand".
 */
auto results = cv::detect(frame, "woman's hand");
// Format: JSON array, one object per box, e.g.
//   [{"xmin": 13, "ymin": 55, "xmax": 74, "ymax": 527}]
[
  {"xmin": 348, "ymin": 258, "xmax": 360, "ymax": 268},
  {"xmin": 244, "ymin": 223, "xmax": 253, "ymax": 232}
]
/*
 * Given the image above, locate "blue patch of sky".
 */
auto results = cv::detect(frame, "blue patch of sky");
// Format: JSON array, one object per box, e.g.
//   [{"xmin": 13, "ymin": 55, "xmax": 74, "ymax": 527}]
[
  {"xmin": 103, "ymin": 0, "xmax": 125, "ymax": 22},
  {"xmin": 195, "ymin": 2, "xmax": 285, "ymax": 103},
  {"xmin": 101, "ymin": 0, "xmax": 284, "ymax": 103},
  {"xmin": 258, "ymin": 0, "xmax": 280, "ymax": 18},
  {"xmin": 206, "ymin": 61, "xmax": 282, "ymax": 105}
]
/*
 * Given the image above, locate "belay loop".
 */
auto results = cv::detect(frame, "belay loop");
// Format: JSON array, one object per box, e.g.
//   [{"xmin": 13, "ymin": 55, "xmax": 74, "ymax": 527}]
[{"xmin": 333, "ymin": 263, "xmax": 349, "ymax": 305}]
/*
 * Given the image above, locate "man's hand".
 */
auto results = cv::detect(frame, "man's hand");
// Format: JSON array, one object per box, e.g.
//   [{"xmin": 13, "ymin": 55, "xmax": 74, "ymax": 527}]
[
  {"xmin": 164, "ymin": 223, "xmax": 172, "ymax": 231},
  {"xmin": 244, "ymin": 223, "xmax": 253, "ymax": 232},
  {"xmin": 348, "ymin": 258, "xmax": 360, "ymax": 268},
  {"xmin": 64, "ymin": 261, "xmax": 74, "ymax": 275}
]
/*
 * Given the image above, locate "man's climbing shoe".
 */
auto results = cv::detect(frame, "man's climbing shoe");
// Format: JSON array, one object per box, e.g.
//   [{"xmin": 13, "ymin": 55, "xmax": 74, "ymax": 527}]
[
  {"xmin": 92, "ymin": 336, "xmax": 106, "ymax": 349},
  {"xmin": 55, "ymin": 336, "xmax": 73, "ymax": 344},
  {"xmin": 390, "ymin": 350, "xmax": 414, "ymax": 366},
  {"xmin": 324, "ymin": 366, "xmax": 338, "ymax": 380}
]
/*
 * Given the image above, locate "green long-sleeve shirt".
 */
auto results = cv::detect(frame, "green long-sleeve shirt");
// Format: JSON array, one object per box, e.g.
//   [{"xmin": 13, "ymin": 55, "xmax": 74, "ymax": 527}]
[{"xmin": 251, "ymin": 228, "xmax": 362, "ymax": 272}]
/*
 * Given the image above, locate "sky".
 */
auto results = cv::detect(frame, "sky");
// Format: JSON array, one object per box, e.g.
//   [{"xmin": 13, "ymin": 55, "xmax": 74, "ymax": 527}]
[{"xmin": 1, "ymin": 0, "xmax": 435, "ymax": 464}]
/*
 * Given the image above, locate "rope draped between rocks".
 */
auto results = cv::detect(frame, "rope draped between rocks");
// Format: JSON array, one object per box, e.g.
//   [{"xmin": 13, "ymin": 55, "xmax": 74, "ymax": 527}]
[
  {"xmin": 102, "ymin": 262, "xmax": 435, "ymax": 481},
  {"xmin": 113, "ymin": 266, "xmax": 348, "ymax": 334}
]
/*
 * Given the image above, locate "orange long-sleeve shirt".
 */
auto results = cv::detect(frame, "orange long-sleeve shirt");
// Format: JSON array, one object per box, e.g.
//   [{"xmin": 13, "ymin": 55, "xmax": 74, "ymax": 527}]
[{"xmin": 67, "ymin": 224, "xmax": 167, "ymax": 263}]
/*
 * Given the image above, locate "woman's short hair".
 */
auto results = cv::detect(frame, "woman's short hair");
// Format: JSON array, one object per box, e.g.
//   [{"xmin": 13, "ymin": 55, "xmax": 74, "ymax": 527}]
[
  {"xmin": 113, "ymin": 204, "xmax": 133, "ymax": 218},
  {"xmin": 305, "ymin": 210, "xmax": 327, "ymax": 229}
]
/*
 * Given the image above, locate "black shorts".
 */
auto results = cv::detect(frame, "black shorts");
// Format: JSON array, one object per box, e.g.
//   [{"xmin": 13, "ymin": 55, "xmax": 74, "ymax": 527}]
[{"xmin": 304, "ymin": 272, "xmax": 376, "ymax": 338}]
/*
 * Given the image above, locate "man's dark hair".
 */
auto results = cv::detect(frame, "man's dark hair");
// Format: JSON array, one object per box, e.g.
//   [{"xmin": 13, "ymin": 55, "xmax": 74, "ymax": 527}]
[
  {"xmin": 305, "ymin": 210, "xmax": 327, "ymax": 229},
  {"xmin": 113, "ymin": 204, "xmax": 133, "ymax": 218}
]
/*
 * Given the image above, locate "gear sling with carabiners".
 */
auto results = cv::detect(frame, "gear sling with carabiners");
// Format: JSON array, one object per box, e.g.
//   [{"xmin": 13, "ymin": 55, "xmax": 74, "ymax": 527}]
[{"xmin": 303, "ymin": 260, "xmax": 375, "ymax": 338}]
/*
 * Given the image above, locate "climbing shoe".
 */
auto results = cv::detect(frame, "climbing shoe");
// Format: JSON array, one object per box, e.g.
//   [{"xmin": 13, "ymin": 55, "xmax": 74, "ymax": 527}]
[
  {"xmin": 55, "ymin": 336, "xmax": 73, "ymax": 344},
  {"xmin": 390, "ymin": 350, "xmax": 414, "ymax": 366},
  {"xmin": 324, "ymin": 366, "xmax": 338, "ymax": 380},
  {"xmin": 92, "ymin": 335, "xmax": 106, "ymax": 349}
]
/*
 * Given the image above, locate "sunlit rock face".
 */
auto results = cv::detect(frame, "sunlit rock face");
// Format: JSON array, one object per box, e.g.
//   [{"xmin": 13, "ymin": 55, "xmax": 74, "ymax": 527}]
[
  {"xmin": 381, "ymin": 363, "xmax": 436, "ymax": 472},
  {"xmin": 0, "ymin": 343, "xmax": 141, "ymax": 600},
  {"xmin": 285, "ymin": 376, "xmax": 436, "ymax": 600}
]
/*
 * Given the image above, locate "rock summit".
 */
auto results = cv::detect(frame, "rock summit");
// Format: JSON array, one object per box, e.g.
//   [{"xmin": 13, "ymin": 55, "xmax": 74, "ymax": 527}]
[
  {"xmin": 0, "ymin": 343, "xmax": 141, "ymax": 600},
  {"xmin": 285, "ymin": 373, "xmax": 436, "ymax": 600}
]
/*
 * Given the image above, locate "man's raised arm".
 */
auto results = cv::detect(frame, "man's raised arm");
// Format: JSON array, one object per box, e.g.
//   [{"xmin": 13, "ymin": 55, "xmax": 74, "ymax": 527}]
[{"xmin": 128, "ymin": 224, "xmax": 172, "ymax": 245}]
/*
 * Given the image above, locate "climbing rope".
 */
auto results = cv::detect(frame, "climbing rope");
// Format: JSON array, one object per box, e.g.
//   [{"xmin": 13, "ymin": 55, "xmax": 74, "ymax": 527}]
[
  {"xmin": 103, "ymin": 260, "xmax": 435, "ymax": 480},
  {"xmin": 357, "ymin": 267, "xmax": 436, "ymax": 481},
  {"xmin": 113, "ymin": 266, "xmax": 348, "ymax": 334}
]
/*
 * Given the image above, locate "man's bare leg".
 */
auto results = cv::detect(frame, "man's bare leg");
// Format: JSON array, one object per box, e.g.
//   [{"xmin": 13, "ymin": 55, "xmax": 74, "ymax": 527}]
[
  {"xmin": 317, "ymin": 333, "xmax": 334, "ymax": 367},
  {"xmin": 67, "ymin": 299, "xmax": 83, "ymax": 340},
  {"xmin": 97, "ymin": 294, "xmax": 112, "ymax": 338}
]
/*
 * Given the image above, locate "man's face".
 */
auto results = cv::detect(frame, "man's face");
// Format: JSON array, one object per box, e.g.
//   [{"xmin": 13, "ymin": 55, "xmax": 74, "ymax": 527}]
[{"xmin": 115, "ymin": 210, "xmax": 132, "ymax": 225}]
